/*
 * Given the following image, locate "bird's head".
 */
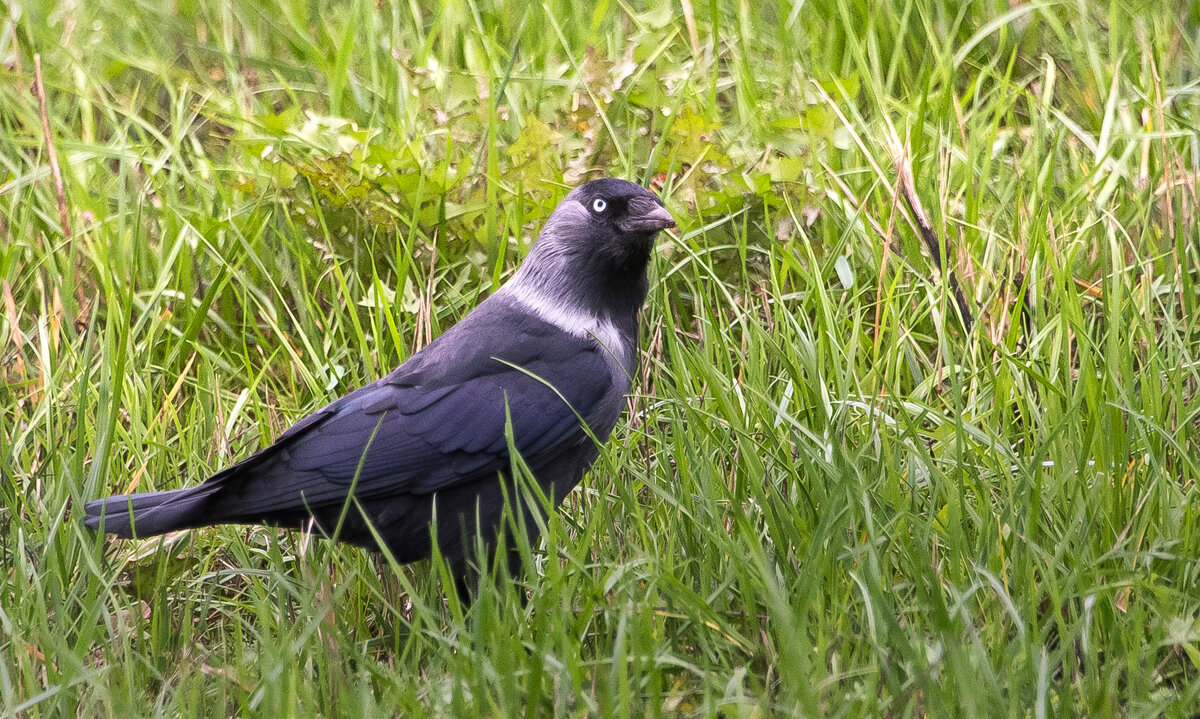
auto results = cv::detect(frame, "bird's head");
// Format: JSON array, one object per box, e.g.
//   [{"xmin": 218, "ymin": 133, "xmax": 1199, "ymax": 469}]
[
  {"xmin": 562, "ymin": 177, "xmax": 677, "ymax": 243},
  {"xmin": 510, "ymin": 179, "xmax": 676, "ymax": 317}
]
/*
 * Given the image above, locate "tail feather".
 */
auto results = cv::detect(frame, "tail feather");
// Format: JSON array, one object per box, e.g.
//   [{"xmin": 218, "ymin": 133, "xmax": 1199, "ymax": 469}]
[{"xmin": 84, "ymin": 484, "xmax": 222, "ymax": 539}]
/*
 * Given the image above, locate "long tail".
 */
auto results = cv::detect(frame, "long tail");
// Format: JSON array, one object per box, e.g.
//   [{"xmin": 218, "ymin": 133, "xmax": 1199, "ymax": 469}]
[{"xmin": 84, "ymin": 484, "xmax": 223, "ymax": 539}]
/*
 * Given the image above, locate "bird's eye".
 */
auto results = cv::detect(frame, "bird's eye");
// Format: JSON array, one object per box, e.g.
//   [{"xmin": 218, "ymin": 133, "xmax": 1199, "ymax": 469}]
[{"xmin": 591, "ymin": 198, "xmax": 608, "ymax": 213}]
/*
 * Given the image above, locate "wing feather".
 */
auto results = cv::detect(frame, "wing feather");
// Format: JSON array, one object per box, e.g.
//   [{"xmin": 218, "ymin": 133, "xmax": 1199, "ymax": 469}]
[{"xmin": 205, "ymin": 305, "xmax": 619, "ymax": 518}]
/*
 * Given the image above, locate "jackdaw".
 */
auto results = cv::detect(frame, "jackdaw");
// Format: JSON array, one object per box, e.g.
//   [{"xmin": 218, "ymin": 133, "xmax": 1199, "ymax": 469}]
[{"xmin": 84, "ymin": 178, "xmax": 676, "ymax": 600}]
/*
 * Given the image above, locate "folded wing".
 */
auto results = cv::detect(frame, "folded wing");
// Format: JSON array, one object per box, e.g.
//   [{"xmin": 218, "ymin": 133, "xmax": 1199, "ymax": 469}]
[{"xmin": 201, "ymin": 315, "xmax": 617, "ymax": 519}]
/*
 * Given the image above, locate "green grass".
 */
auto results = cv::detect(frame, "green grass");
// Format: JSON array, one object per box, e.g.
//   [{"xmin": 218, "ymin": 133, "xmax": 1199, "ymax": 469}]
[{"xmin": 2, "ymin": 0, "xmax": 1199, "ymax": 715}]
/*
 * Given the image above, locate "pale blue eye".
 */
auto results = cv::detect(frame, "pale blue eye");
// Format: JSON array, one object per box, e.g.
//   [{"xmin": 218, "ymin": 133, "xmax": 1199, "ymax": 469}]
[{"xmin": 592, "ymin": 198, "xmax": 607, "ymax": 213}]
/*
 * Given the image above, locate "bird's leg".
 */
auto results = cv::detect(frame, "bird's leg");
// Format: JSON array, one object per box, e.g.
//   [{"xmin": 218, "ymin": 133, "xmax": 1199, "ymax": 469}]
[{"xmin": 452, "ymin": 570, "xmax": 475, "ymax": 607}]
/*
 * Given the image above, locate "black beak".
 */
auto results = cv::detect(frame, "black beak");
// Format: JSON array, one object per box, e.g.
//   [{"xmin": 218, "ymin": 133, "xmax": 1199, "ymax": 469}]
[{"xmin": 619, "ymin": 197, "xmax": 677, "ymax": 233}]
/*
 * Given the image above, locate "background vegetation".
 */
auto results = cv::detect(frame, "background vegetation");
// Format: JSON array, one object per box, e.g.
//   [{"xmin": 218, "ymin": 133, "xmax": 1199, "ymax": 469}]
[{"xmin": 2, "ymin": 0, "xmax": 1199, "ymax": 715}]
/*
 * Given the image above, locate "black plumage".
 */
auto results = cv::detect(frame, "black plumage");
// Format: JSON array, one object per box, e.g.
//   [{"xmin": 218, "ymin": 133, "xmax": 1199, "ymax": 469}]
[{"xmin": 84, "ymin": 178, "xmax": 675, "ymax": 599}]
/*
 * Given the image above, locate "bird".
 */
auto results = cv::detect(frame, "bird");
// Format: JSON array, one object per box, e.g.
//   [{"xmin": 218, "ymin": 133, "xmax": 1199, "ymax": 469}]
[{"xmin": 84, "ymin": 177, "xmax": 676, "ymax": 601}]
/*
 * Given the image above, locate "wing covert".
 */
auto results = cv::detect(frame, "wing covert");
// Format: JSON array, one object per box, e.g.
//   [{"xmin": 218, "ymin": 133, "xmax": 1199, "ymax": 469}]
[{"xmin": 215, "ymin": 311, "xmax": 620, "ymax": 514}]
